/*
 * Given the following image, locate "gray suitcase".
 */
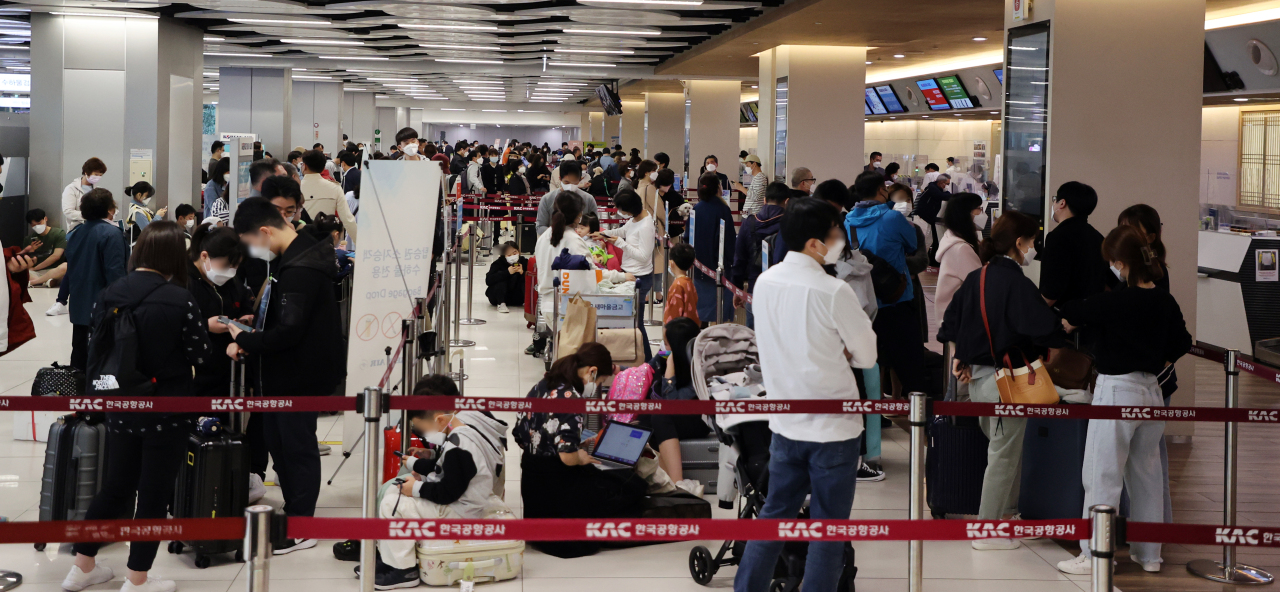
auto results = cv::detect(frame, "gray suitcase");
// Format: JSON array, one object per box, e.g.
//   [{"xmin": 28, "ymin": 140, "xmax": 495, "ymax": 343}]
[
  {"xmin": 680, "ymin": 438, "xmax": 720, "ymax": 495},
  {"xmin": 36, "ymin": 414, "xmax": 108, "ymax": 550}
]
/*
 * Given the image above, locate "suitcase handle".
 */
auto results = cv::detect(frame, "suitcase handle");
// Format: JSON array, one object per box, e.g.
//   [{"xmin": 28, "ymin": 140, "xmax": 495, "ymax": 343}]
[{"xmin": 447, "ymin": 558, "xmax": 503, "ymax": 570}]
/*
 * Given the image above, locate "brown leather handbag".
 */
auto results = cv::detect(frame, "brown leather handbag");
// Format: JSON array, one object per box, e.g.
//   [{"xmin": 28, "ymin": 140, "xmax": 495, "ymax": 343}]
[
  {"xmin": 979, "ymin": 265, "xmax": 1060, "ymax": 405},
  {"xmin": 1045, "ymin": 344, "xmax": 1097, "ymax": 391}
]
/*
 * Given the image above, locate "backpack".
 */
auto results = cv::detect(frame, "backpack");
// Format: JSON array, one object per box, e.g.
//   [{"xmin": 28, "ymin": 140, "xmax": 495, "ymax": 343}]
[
  {"xmin": 606, "ymin": 363, "xmax": 654, "ymax": 424},
  {"xmin": 85, "ymin": 282, "xmax": 166, "ymax": 397},
  {"xmin": 848, "ymin": 226, "xmax": 907, "ymax": 304},
  {"xmin": 747, "ymin": 215, "xmax": 783, "ymax": 282}
]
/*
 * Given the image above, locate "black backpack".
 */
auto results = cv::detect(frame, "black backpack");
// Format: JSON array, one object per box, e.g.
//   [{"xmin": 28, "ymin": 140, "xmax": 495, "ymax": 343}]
[
  {"xmin": 848, "ymin": 226, "xmax": 907, "ymax": 303},
  {"xmin": 85, "ymin": 282, "xmax": 166, "ymax": 397},
  {"xmin": 747, "ymin": 215, "xmax": 783, "ymax": 284}
]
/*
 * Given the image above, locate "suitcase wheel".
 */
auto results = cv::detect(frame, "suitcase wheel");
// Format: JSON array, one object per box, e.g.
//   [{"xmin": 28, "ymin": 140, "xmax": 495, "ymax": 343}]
[
  {"xmin": 34, "ymin": 543, "xmax": 45, "ymax": 551},
  {"xmin": 194, "ymin": 555, "xmax": 211, "ymax": 569},
  {"xmin": 235, "ymin": 549, "xmax": 244, "ymax": 563},
  {"xmin": 688, "ymin": 546, "xmax": 717, "ymax": 586},
  {"xmin": 168, "ymin": 541, "xmax": 184, "ymax": 555}
]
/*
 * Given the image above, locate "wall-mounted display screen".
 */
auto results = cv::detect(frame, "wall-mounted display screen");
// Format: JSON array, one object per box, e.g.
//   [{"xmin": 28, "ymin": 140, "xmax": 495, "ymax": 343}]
[
  {"xmin": 936, "ymin": 75, "xmax": 975, "ymax": 108},
  {"xmin": 740, "ymin": 101, "xmax": 759, "ymax": 124},
  {"xmin": 1002, "ymin": 22, "xmax": 1050, "ymax": 224},
  {"xmin": 864, "ymin": 100, "xmax": 871, "ymax": 116},
  {"xmin": 864, "ymin": 88, "xmax": 888, "ymax": 115},
  {"xmin": 875, "ymin": 85, "xmax": 906, "ymax": 113},
  {"xmin": 993, "ymin": 68, "xmax": 1004, "ymax": 84},
  {"xmin": 915, "ymin": 79, "xmax": 952, "ymax": 110}
]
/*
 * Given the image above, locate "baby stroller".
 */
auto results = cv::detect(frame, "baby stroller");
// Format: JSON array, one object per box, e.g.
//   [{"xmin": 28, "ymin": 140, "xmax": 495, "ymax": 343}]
[{"xmin": 685, "ymin": 325, "xmax": 856, "ymax": 592}]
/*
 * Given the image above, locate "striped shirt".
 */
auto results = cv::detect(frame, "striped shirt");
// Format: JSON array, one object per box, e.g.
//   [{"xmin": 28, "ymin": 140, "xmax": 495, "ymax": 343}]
[{"xmin": 742, "ymin": 172, "xmax": 769, "ymax": 216}]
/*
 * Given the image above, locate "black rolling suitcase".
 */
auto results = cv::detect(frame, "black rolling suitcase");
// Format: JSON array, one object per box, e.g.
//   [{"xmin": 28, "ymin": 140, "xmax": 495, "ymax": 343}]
[
  {"xmin": 517, "ymin": 221, "xmax": 537, "ymax": 254},
  {"xmin": 679, "ymin": 438, "xmax": 720, "ymax": 495},
  {"xmin": 169, "ymin": 430, "xmax": 249, "ymax": 567},
  {"xmin": 1017, "ymin": 416, "xmax": 1089, "ymax": 521},
  {"xmin": 36, "ymin": 414, "xmax": 109, "ymax": 550},
  {"xmin": 925, "ymin": 365, "xmax": 988, "ymax": 518}
]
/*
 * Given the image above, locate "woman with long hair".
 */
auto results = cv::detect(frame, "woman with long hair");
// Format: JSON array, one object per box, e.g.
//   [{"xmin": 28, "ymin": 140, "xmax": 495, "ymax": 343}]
[
  {"xmin": 934, "ymin": 192, "xmax": 986, "ymax": 321},
  {"xmin": 687, "ymin": 172, "xmax": 736, "ymax": 324}
]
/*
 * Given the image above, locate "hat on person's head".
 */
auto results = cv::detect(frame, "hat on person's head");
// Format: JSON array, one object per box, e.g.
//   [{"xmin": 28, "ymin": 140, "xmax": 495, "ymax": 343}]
[{"xmin": 744, "ymin": 154, "xmax": 761, "ymax": 165}]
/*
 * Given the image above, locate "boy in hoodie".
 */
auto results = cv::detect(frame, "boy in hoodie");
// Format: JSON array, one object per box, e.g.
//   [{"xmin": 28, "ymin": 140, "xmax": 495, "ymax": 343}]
[
  {"xmin": 375, "ymin": 378, "xmax": 510, "ymax": 590},
  {"xmin": 732, "ymin": 182, "xmax": 789, "ymax": 328},
  {"xmin": 845, "ymin": 170, "xmax": 926, "ymax": 395},
  {"xmin": 228, "ymin": 197, "xmax": 345, "ymax": 554}
]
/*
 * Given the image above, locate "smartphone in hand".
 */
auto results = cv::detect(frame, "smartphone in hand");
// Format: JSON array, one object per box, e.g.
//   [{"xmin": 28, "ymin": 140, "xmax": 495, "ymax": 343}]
[{"xmin": 217, "ymin": 316, "xmax": 255, "ymax": 333}]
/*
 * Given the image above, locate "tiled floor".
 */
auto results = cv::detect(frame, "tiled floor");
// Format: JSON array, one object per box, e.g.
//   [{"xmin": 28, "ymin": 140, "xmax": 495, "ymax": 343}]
[{"xmin": 1, "ymin": 261, "xmax": 1109, "ymax": 592}]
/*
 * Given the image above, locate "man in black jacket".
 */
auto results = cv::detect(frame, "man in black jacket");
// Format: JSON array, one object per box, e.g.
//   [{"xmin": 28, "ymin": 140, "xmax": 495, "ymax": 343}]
[
  {"xmin": 916, "ymin": 174, "xmax": 951, "ymax": 267},
  {"xmin": 1040, "ymin": 181, "xmax": 1108, "ymax": 307},
  {"xmin": 229, "ymin": 197, "xmax": 345, "ymax": 554}
]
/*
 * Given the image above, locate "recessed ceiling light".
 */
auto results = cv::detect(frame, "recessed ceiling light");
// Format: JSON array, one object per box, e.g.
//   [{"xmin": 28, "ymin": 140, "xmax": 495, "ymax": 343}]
[
  {"xmin": 320, "ymin": 56, "xmax": 389, "ymax": 60},
  {"xmin": 436, "ymin": 58, "xmax": 503, "ymax": 64},
  {"xmin": 890, "ymin": 117, "xmax": 895, "ymax": 119},
  {"xmin": 419, "ymin": 43, "xmax": 500, "ymax": 51},
  {"xmin": 1236, "ymin": 98, "xmax": 1250, "ymax": 102},
  {"xmin": 562, "ymin": 28, "xmax": 660, "ymax": 36},
  {"xmin": 751, "ymin": 85, "xmax": 758, "ymax": 88},
  {"xmin": 973, "ymin": 37, "xmax": 987, "ymax": 41},
  {"xmin": 293, "ymin": 75, "xmax": 333, "ymax": 80},
  {"xmin": 537, "ymin": 82, "xmax": 587, "ymax": 86},
  {"xmin": 866, "ymin": 61, "xmax": 872, "ymax": 64},
  {"xmin": 203, "ymin": 52, "xmax": 272, "ymax": 57},
  {"xmin": 204, "ymin": 36, "xmax": 224, "ymax": 41},
  {"xmin": 51, "ymin": 11, "xmax": 158, "ymax": 18},
  {"xmin": 549, "ymin": 62, "xmax": 616, "ymax": 67},
  {"xmin": 400, "ymin": 23, "xmax": 498, "ymax": 31},
  {"xmin": 229, "ymin": 18, "xmax": 328, "ymax": 25},
  {"xmin": 482, "ymin": 109, "xmax": 507, "ymax": 112},
  {"xmin": 459, "ymin": 86, "xmax": 507, "ymax": 90},
  {"xmin": 554, "ymin": 48, "xmax": 634, "ymax": 54},
  {"xmin": 282, "ymin": 39, "xmax": 364, "ymax": 46},
  {"xmin": 454, "ymin": 80, "xmax": 505, "ymax": 84},
  {"xmin": 441, "ymin": 108, "xmax": 466, "ymax": 111},
  {"xmin": 893, "ymin": 54, "xmax": 905, "ymax": 58},
  {"xmin": 366, "ymin": 77, "xmax": 416, "ymax": 81},
  {"xmin": 990, "ymin": 111, "xmax": 998, "ymax": 113}
]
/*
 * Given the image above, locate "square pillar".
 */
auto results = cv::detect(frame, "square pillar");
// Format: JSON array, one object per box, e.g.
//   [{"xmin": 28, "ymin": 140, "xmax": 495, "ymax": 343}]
[
  {"xmin": 620, "ymin": 100, "xmax": 645, "ymax": 152},
  {"xmin": 686, "ymin": 80, "xmax": 741, "ymax": 180},
  {"xmin": 291, "ymin": 81, "xmax": 343, "ymax": 152},
  {"xmin": 219, "ymin": 67, "xmax": 292, "ymax": 159},
  {"xmin": 645, "ymin": 92, "xmax": 684, "ymax": 162},
  {"xmin": 762, "ymin": 45, "xmax": 867, "ymax": 186},
  {"xmin": 604, "ymin": 114, "xmax": 621, "ymax": 147},
  {"xmin": 343, "ymin": 91, "xmax": 376, "ymax": 146}
]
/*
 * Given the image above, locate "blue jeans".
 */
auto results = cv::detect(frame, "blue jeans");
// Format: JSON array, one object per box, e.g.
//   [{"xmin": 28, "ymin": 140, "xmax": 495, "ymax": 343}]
[
  {"xmin": 635, "ymin": 273, "xmax": 653, "ymax": 361},
  {"xmin": 734, "ymin": 433, "xmax": 860, "ymax": 592}
]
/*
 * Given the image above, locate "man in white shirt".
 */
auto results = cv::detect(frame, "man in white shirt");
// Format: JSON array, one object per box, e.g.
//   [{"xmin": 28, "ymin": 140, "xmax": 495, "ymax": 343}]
[
  {"xmin": 299, "ymin": 149, "xmax": 358, "ymax": 242},
  {"xmin": 734, "ymin": 197, "xmax": 877, "ymax": 592}
]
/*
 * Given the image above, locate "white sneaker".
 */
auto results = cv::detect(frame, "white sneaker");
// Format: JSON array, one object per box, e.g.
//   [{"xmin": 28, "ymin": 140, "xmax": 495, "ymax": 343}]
[
  {"xmin": 971, "ymin": 538, "xmax": 1020, "ymax": 551},
  {"xmin": 1057, "ymin": 553, "xmax": 1092, "ymax": 575},
  {"xmin": 497, "ymin": 303, "xmax": 509, "ymax": 314},
  {"xmin": 62, "ymin": 564, "xmax": 114, "ymax": 591},
  {"xmin": 120, "ymin": 577, "xmax": 176, "ymax": 592},
  {"xmin": 46, "ymin": 301, "xmax": 69, "ymax": 316},
  {"xmin": 1132, "ymin": 557, "xmax": 1162, "ymax": 573},
  {"xmin": 273, "ymin": 538, "xmax": 317, "ymax": 555},
  {"xmin": 248, "ymin": 473, "xmax": 267, "ymax": 504}
]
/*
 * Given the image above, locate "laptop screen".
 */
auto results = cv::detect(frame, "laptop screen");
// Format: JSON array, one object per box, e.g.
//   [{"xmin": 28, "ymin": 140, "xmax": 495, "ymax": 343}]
[{"xmin": 592, "ymin": 421, "xmax": 651, "ymax": 466}]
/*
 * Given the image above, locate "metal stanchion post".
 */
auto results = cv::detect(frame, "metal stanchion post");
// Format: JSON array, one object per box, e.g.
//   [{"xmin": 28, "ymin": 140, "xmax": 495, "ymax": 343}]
[
  {"xmin": 1188, "ymin": 349, "xmax": 1274, "ymax": 584},
  {"xmin": 245, "ymin": 505, "xmax": 273, "ymax": 592},
  {"xmin": 459, "ymin": 228, "xmax": 486, "ymax": 325},
  {"xmin": 359, "ymin": 387, "xmax": 384, "ymax": 592},
  {"xmin": 715, "ymin": 219, "xmax": 725, "ymax": 324},
  {"xmin": 399, "ymin": 319, "xmax": 416, "ymax": 456},
  {"xmin": 450, "ymin": 227, "xmax": 475, "ymax": 347},
  {"xmin": 436, "ymin": 251, "xmax": 452, "ymax": 374},
  {"xmin": 907, "ymin": 392, "xmax": 926, "ymax": 592},
  {"xmin": 550, "ymin": 277, "xmax": 561, "ymax": 363},
  {"xmin": 1090, "ymin": 505, "xmax": 1115, "ymax": 592}
]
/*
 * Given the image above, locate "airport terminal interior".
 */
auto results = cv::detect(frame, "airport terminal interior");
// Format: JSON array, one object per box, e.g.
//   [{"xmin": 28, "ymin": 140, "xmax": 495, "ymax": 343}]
[{"xmin": 4, "ymin": 0, "xmax": 1280, "ymax": 591}]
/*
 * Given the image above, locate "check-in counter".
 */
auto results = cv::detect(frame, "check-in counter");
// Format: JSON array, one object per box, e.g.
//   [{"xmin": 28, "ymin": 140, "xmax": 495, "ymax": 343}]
[{"xmin": 1197, "ymin": 230, "xmax": 1280, "ymax": 358}]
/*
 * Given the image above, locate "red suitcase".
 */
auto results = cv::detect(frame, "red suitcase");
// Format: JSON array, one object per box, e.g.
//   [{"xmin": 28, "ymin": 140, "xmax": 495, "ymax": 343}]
[{"xmin": 524, "ymin": 256, "xmax": 538, "ymax": 327}]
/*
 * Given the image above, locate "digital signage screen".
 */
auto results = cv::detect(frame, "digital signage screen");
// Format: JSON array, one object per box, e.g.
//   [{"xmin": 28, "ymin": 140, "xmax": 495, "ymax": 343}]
[
  {"xmin": 875, "ymin": 85, "xmax": 906, "ymax": 113},
  {"xmin": 864, "ymin": 88, "xmax": 888, "ymax": 115},
  {"xmin": 993, "ymin": 68, "xmax": 1004, "ymax": 84},
  {"xmin": 936, "ymin": 75, "xmax": 975, "ymax": 109},
  {"xmin": 915, "ymin": 78, "xmax": 952, "ymax": 111},
  {"xmin": 864, "ymin": 100, "xmax": 871, "ymax": 115}
]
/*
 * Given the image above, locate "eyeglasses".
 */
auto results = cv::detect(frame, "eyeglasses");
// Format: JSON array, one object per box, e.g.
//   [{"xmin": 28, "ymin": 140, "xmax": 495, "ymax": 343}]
[{"xmin": 803, "ymin": 178, "xmax": 817, "ymax": 183}]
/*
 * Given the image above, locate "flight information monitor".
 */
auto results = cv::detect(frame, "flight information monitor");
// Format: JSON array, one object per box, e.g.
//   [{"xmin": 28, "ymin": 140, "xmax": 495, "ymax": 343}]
[
  {"xmin": 875, "ymin": 85, "xmax": 906, "ymax": 113},
  {"xmin": 915, "ymin": 78, "xmax": 952, "ymax": 110},
  {"xmin": 864, "ymin": 87, "xmax": 888, "ymax": 114},
  {"xmin": 936, "ymin": 75, "xmax": 975, "ymax": 109}
]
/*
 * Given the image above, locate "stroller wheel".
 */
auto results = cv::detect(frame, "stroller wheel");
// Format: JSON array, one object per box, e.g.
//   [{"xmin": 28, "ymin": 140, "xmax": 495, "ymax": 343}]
[
  {"xmin": 688, "ymin": 546, "xmax": 717, "ymax": 585},
  {"xmin": 768, "ymin": 578, "xmax": 790, "ymax": 592}
]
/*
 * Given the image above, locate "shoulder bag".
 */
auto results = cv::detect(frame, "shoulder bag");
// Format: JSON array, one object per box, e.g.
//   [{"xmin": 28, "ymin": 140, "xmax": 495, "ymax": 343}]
[{"xmin": 979, "ymin": 265, "xmax": 1059, "ymax": 405}]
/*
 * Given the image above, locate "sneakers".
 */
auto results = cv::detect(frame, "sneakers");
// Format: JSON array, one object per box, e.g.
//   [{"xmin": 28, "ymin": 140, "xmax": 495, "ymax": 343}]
[
  {"xmin": 971, "ymin": 538, "xmax": 1020, "ymax": 551},
  {"xmin": 120, "ymin": 578, "xmax": 176, "ymax": 592},
  {"xmin": 318, "ymin": 443, "xmax": 331, "ymax": 456},
  {"xmin": 1056, "ymin": 553, "xmax": 1092, "ymax": 575},
  {"xmin": 46, "ymin": 301, "xmax": 68, "ymax": 316},
  {"xmin": 333, "ymin": 540, "xmax": 360, "ymax": 562},
  {"xmin": 273, "ymin": 538, "xmax": 317, "ymax": 555},
  {"xmin": 856, "ymin": 462, "xmax": 886, "ymax": 482},
  {"xmin": 1132, "ymin": 557, "xmax": 1162, "ymax": 573},
  {"xmin": 676, "ymin": 479, "xmax": 705, "ymax": 497},
  {"xmin": 497, "ymin": 303, "xmax": 509, "ymax": 314},
  {"xmin": 248, "ymin": 473, "xmax": 267, "ymax": 504},
  {"xmin": 62, "ymin": 564, "xmax": 114, "ymax": 591},
  {"xmin": 375, "ymin": 566, "xmax": 421, "ymax": 590}
]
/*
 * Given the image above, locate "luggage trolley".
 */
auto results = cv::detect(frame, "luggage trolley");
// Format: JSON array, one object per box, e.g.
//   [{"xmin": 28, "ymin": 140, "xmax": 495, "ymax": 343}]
[{"xmin": 543, "ymin": 275, "xmax": 639, "ymax": 375}]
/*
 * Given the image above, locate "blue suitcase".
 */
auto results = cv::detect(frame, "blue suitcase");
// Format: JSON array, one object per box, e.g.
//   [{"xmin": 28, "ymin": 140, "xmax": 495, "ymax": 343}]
[{"xmin": 1017, "ymin": 416, "xmax": 1089, "ymax": 521}]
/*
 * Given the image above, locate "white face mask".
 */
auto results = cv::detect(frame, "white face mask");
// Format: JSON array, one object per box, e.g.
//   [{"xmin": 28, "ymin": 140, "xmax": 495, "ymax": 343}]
[
  {"xmin": 249, "ymin": 239, "xmax": 276, "ymax": 262},
  {"xmin": 561, "ymin": 182, "xmax": 578, "ymax": 192},
  {"xmin": 649, "ymin": 171, "xmax": 658, "ymax": 181},
  {"xmin": 705, "ymin": 163, "xmax": 717, "ymax": 173},
  {"xmin": 618, "ymin": 211, "xmax": 634, "ymax": 219},
  {"xmin": 141, "ymin": 196, "xmax": 153, "ymax": 207},
  {"xmin": 490, "ymin": 156, "xmax": 499, "ymax": 163},
  {"xmin": 422, "ymin": 413, "xmax": 453, "ymax": 447},
  {"xmin": 809, "ymin": 184, "xmax": 816, "ymax": 196},
  {"xmin": 1110, "ymin": 264, "xmax": 1124, "ymax": 281},
  {"xmin": 893, "ymin": 201, "xmax": 911, "ymax": 215},
  {"xmin": 518, "ymin": 165, "xmax": 527, "ymax": 174},
  {"xmin": 821, "ymin": 237, "xmax": 845, "ymax": 265},
  {"xmin": 204, "ymin": 259, "xmax": 237, "ymax": 286},
  {"xmin": 185, "ymin": 219, "xmax": 196, "ymax": 230},
  {"xmin": 1020, "ymin": 245, "xmax": 1036, "ymax": 266},
  {"xmin": 402, "ymin": 143, "xmax": 419, "ymax": 156},
  {"xmin": 581, "ymin": 370, "xmax": 599, "ymax": 398},
  {"xmin": 87, "ymin": 174, "xmax": 103, "ymax": 185},
  {"xmin": 506, "ymin": 254, "xmax": 520, "ymax": 265},
  {"xmin": 32, "ymin": 224, "xmax": 47, "ymax": 234},
  {"xmin": 973, "ymin": 211, "xmax": 988, "ymax": 230}
]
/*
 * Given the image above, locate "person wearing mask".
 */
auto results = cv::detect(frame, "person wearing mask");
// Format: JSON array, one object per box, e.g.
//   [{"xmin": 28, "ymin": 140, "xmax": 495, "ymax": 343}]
[
  {"xmin": 450, "ymin": 141, "xmax": 469, "ymax": 175},
  {"xmin": 741, "ymin": 155, "xmax": 768, "ymax": 216},
  {"xmin": 504, "ymin": 159, "xmax": 530, "ymax": 196},
  {"xmin": 65, "ymin": 189, "xmax": 127, "ymax": 370},
  {"xmin": 687, "ymin": 173, "xmax": 735, "ymax": 325},
  {"xmin": 594, "ymin": 188, "xmax": 657, "ymax": 359},
  {"xmin": 945, "ymin": 156, "xmax": 963, "ymax": 177},
  {"xmin": 639, "ymin": 317, "xmax": 710, "ymax": 489},
  {"xmin": 735, "ymin": 197, "xmax": 878, "ymax": 592},
  {"xmin": 864, "ymin": 151, "xmax": 884, "ymax": 174},
  {"xmin": 186, "ymin": 224, "xmax": 252, "ymax": 399},
  {"xmin": 656, "ymin": 168, "xmax": 685, "ymax": 239},
  {"xmin": 390, "ymin": 127, "xmax": 423, "ymax": 162},
  {"xmin": 481, "ymin": 147, "xmax": 501, "ymax": 195},
  {"xmin": 1051, "ymin": 225, "xmax": 1190, "ymax": 575},
  {"xmin": 731, "ymin": 182, "xmax": 788, "ymax": 328},
  {"xmin": 466, "ymin": 145, "xmax": 486, "ymax": 194},
  {"xmin": 701, "ymin": 155, "xmax": 743, "ymax": 207},
  {"xmin": 485, "ymin": 241, "xmax": 526, "ymax": 313},
  {"xmin": 934, "ymin": 193, "xmax": 985, "ymax": 322},
  {"xmin": 204, "ymin": 158, "xmax": 231, "ymax": 221},
  {"xmin": 125, "ymin": 181, "xmax": 166, "ymax": 245},
  {"xmin": 208, "ymin": 141, "xmax": 225, "ymax": 179},
  {"xmin": 789, "ymin": 167, "xmax": 816, "ymax": 199},
  {"xmin": 62, "ymin": 157, "xmax": 107, "ymax": 232},
  {"xmin": 61, "ymin": 221, "xmax": 213, "ymax": 592},
  {"xmin": 916, "ymin": 173, "xmax": 951, "ymax": 267},
  {"xmin": 515, "ymin": 342, "xmax": 646, "ymax": 558},
  {"xmin": 527, "ymin": 153, "xmax": 551, "ymax": 193},
  {"xmin": 653, "ymin": 152, "xmax": 670, "ymax": 171},
  {"xmin": 845, "ymin": 171, "xmax": 924, "ymax": 387},
  {"xmin": 227, "ymin": 197, "xmax": 346, "ymax": 553},
  {"xmin": 173, "ymin": 204, "xmax": 198, "ymax": 241},
  {"xmin": 300, "ymin": 150, "xmax": 357, "ymax": 241},
  {"xmin": 529, "ymin": 192, "xmax": 632, "ymax": 356},
  {"xmin": 1040, "ymin": 181, "xmax": 1108, "ymax": 308},
  {"xmin": 287, "ymin": 151, "xmax": 304, "ymax": 174},
  {"xmin": 22, "ymin": 209, "xmax": 68, "ymax": 288},
  {"xmin": 632, "ymin": 159, "xmax": 666, "ymax": 295},
  {"xmin": 937, "ymin": 210, "xmax": 1064, "ymax": 551},
  {"xmin": 549, "ymin": 150, "xmax": 580, "ymax": 193},
  {"xmin": 339, "ymin": 152, "xmax": 361, "ymax": 200},
  {"xmin": 373, "ymin": 381, "xmax": 510, "ymax": 589},
  {"xmin": 534, "ymin": 162, "xmax": 599, "ymax": 237},
  {"xmin": 663, "ymin": 243, "xmax": 698, "ymax": 325},
  {"xmin": 616, "ymin": 165, "xmax": 635, "ymax": 195}
]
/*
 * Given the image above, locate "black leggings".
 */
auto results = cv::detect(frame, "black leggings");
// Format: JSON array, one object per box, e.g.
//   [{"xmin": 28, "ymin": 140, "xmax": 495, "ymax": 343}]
[
  {"xmin": 639, "ymin": 413, "xmax": 709, "ymax": 445},
  {"xmin": 73, "ymin": 426, "xmax": 187, "ymax": 572},
  {"xmin": 872, "ymin": 302, "xmax": 926, "ymax": 394},
  {"xmin": 71, "ymin": 324, "xmax": 91, "ymax": 371}
]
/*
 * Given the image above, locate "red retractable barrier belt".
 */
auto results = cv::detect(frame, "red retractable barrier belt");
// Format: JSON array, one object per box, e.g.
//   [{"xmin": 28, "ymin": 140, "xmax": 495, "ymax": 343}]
[
  {"xmin": 691, "ymin": 260, "xmax": 752, "ymax": 306},
  {"xmin": 0, "ymin": 518, "xmax": 244, "ymax": 544},
  {"xmin": 1190, "ymin": 342, "xmax": 1280, "ymax": 384},
  {"xmin": 931, "ymin": 401, "xmax": 1278, "ymax": 423},
  {"xmin": 1126, "ymin": 522, "xmax": 1280, "ymax": 547},
  {"xmin": 388, "ymin": 396, "xmax": 911, "ymax": 415}
]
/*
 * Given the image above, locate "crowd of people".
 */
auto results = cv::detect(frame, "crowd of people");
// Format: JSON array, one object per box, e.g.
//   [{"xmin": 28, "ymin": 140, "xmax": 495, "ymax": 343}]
[{"xmin": 0, "ymin": 133, "xmax": 1193, "ymax": 592}]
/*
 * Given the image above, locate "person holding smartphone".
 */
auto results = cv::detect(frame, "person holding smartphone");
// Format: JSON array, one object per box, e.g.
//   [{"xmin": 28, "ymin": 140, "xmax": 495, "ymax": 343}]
[{"xmin": 485, "ymin": 241, "xmax": 526, "ymax": 314}]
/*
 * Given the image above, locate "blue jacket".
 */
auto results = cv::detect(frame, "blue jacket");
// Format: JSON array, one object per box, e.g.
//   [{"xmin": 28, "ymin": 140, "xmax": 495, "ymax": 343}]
[
  {"xmin": 731, "ymin": 203, "xmax": 785, "ymax": 291},
  {"xmin": 65, "ymin": 219, "xmax": 128, "ymax": 326},
  {"xmin": 686, "ymin": 199, "xmax": 735, "ymax": 282},
  {"xmin": 846, "ymin": 201, "xmax": 917, "ymax": 308}
]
